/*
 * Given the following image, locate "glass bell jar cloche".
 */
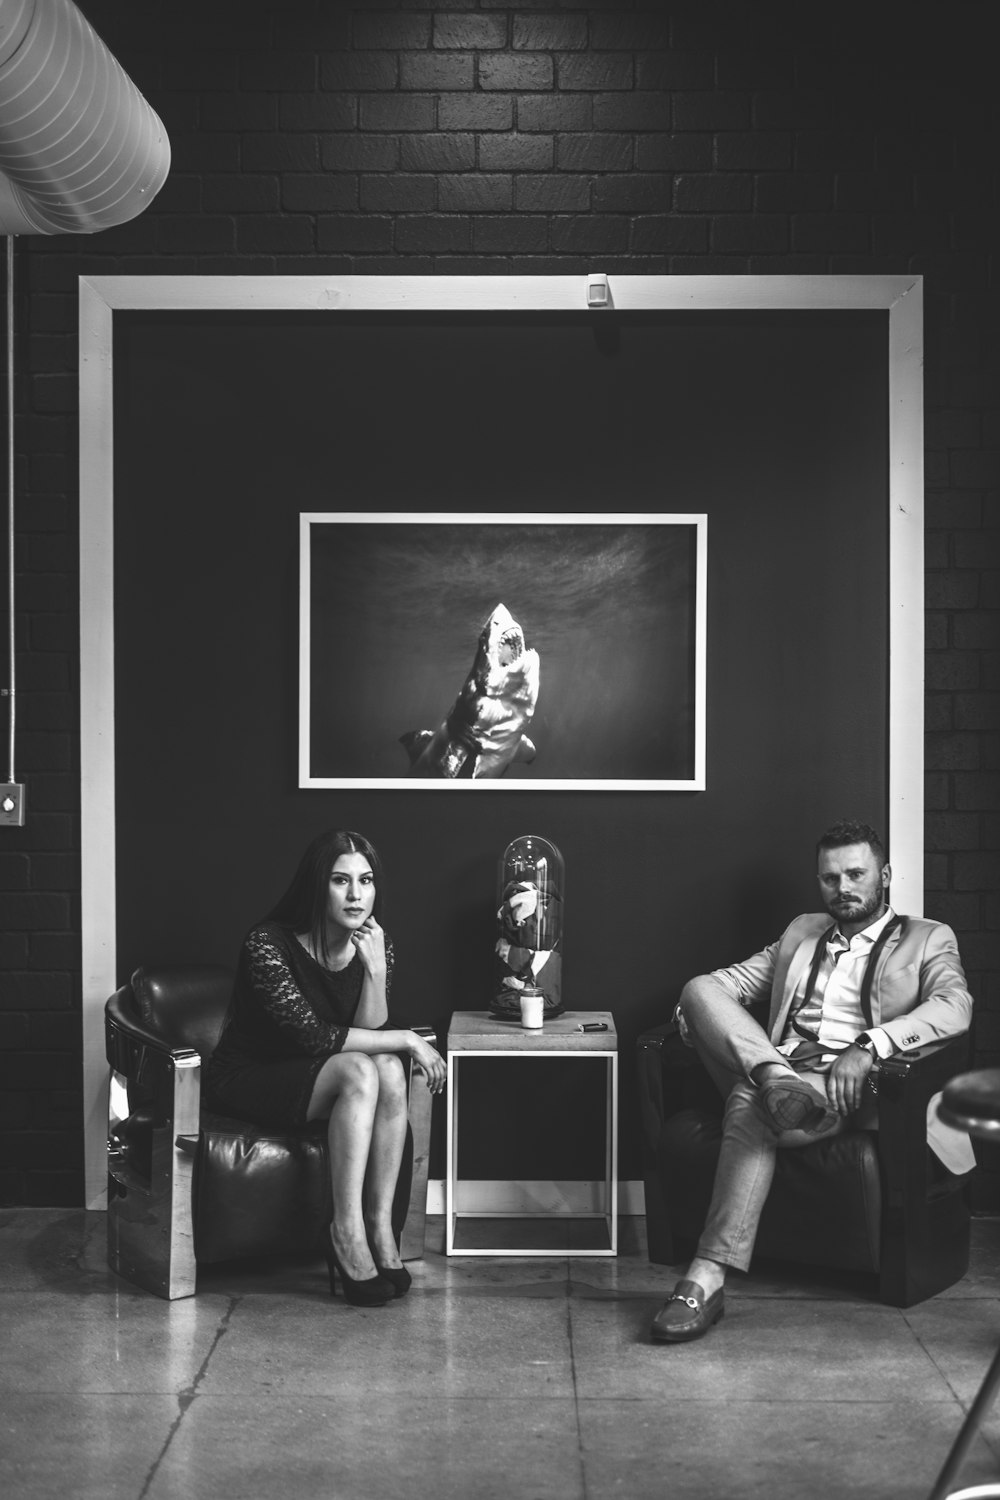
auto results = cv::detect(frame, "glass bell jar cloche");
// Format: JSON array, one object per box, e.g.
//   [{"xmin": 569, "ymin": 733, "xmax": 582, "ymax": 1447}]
[{"xmin": 491, "ymin": 834, "xmax": 564, "ymax": 1020}]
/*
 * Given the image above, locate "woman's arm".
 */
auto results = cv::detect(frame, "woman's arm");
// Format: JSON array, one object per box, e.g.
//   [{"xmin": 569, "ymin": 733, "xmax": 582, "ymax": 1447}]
[
  {"xmin": 350, "ymin": 919, "xmax": 392, "ymax": 1028},
  {"xmin": 242, "ymin": 926, "xmax": 445, "ymax": 1088},
  {"xmin": 244, "ymin": 927, "xmax": 348, "ymax": 1054},
  {"xmin": 341, "ymin": 1024, "xmax": 447, "ymax": 1092},
  {"xmin": 344, "ymin": 924, "xmax": 444, "ymax": 1090}
]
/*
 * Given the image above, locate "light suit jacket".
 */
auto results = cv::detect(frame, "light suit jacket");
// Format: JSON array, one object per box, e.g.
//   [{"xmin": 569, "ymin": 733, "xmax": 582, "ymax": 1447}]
[{"xmin": 711, "ymin": 912, "xmax": 975, "ymax": 1170}]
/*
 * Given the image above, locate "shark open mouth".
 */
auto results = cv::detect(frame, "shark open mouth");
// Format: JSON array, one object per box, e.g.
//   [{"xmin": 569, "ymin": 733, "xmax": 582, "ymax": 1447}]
[{"xmin": 496, "ymin": 626, "xmax": 523, "ymax": 666}]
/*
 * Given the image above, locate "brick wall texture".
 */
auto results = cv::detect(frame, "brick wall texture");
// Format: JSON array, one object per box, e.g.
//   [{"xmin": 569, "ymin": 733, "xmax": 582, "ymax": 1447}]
[{"xmin": 1, "ymin": 0, "xmax": 997, "ymax": 1207}]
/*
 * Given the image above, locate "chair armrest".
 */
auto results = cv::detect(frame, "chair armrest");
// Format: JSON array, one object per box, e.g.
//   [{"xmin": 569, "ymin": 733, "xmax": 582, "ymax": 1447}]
[
  {"xmin": 635, "ymin": 1020, "xmax": 684, "ymax": 1151},
  {"xmin": 637, "ymin": 1020, "xmax": 679, "ymax": 1051},
  {"xmin": 875, "ymin": 1032, "xmax": 970, "ymax": 1307},
  {"xmin": 398, "ymin": 1025, "xmax": 441, "ymax": 1263},
  {"xmin": 105, "ymin": 987, "xmax": 202, "ymax": 1299},
  {"xmin": 106, "ymin": 985, "xmax": 199, "ymax": 1072},
  {"xmin": 105, "ymin": 984, "xmax": 201, "ymax": 1147},
  {"xmin": 878, "ymin": 1032, "xmax": 970, "ymax": 1093},
  {"xmin": 876, "ymin": 1032, "xmax": 970, "ymax": 1182}
]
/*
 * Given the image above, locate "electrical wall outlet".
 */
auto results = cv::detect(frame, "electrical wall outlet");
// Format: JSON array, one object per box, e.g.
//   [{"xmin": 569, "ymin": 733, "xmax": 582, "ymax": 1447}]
[{"xmin": 0, "ymin": 784, "xmax": 25, "ymax": 827}]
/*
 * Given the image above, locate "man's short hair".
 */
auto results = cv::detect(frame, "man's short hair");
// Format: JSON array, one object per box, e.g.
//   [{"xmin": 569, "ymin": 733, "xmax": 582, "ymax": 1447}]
[{"xmin": 817, "ymin": 820, "xmax": 887, "ymax": 866}]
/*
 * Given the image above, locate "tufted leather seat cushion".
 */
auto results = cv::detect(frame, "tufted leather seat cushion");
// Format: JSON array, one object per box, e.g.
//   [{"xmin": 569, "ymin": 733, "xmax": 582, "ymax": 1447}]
[
  {"xmin": 657, "ymin": 1107, "xmax": 882, "ymax": 1272},
  {"xmin": 193, "ymin": 1113, "xmax": 333, "ymax": 1263}
]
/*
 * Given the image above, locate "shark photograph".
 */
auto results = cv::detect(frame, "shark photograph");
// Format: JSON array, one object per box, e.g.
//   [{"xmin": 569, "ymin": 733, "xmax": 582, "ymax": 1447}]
[{"xmin": 301, "ymin": 514, "xmax": 704, "ymax": 789}]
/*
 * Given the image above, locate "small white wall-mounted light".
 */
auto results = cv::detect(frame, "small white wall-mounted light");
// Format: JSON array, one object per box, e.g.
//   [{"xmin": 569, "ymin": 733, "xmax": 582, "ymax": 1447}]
[{"xmin": 587, "ymin": 273, "xmax": 612, "ymax": 309}]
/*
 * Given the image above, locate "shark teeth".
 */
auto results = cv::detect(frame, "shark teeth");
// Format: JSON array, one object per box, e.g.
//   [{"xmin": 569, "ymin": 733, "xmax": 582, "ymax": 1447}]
[{"xmin": 498, "ymin": 627, "xmax": 523, "ymax": 661}]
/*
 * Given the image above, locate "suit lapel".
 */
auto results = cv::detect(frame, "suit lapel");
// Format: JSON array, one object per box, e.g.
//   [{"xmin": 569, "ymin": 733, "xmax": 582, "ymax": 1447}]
[{"xmin": 771, "ymin": 930, "xmax": 821, "ymax": 1042}]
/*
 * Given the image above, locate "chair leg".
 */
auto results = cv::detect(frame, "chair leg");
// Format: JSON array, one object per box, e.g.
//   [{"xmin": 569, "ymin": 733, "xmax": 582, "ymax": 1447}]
[{"xmin": 400, "ymin": 1069, "xmax": 433, "ymax": 1262}]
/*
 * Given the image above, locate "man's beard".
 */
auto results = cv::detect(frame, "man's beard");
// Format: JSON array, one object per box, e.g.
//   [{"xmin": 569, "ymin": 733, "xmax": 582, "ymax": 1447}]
[{"xmin": 827, "ymin": 888, "xmax": 884, "ymax": 926}]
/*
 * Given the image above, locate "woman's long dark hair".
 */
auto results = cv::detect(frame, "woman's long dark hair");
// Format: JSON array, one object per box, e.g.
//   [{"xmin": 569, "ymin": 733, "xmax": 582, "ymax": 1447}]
[{"xmin": 268, "ymin": 829, "xmax": 384, "ymax": 967}]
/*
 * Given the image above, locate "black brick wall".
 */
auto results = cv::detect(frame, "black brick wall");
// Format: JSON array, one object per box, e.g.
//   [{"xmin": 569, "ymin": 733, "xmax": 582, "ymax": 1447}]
[{"xmin": 1, "ymin": 0, "xmax": 997, "ymax": 1207}]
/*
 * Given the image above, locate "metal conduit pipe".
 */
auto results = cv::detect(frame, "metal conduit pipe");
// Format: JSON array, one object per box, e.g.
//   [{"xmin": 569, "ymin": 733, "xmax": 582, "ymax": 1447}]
[
  {"xmin": 0, "ymin": 0, "xmax": 170, "ymax": 235},
  {"xmin": 1, "ymin": 0, "xmax": 168, "ymax": 822}
]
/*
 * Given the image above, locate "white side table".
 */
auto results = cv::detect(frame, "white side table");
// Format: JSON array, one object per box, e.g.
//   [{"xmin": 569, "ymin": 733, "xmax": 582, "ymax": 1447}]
[{"xmin": 445, "ymin": 1010, "xmax": 618, "ymax": 1257}]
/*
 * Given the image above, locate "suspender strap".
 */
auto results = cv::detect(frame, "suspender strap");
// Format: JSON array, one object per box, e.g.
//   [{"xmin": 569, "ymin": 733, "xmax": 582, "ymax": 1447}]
[
  {"xmin": 788, "ymin": 912, "xmax": 905, "ymax": 1045},
  {"xmin": 858, "ymin": 913, "xmax": 904, "ymax": 1028}
]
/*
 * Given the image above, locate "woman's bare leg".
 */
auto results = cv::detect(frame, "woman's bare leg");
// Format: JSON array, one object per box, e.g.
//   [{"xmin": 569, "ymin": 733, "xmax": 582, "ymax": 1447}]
[
  {"xmin": 363, "ymin": 1054, "xmax": 409, "ymax": 1269},
  {"xmin": 307, "ymin": 1052, "xmax": 380, "ymax": 1281}
]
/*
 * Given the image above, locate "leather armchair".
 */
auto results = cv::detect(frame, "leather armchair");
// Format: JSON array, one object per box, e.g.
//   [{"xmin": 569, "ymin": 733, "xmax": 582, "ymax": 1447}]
[
  {"xmin": 105, "ymin": 965, "xmax": 435, "ymax": 1300},
  {"xmin": 637, "ymin": 1018, "xmax": 971, "ymax": 1308}
]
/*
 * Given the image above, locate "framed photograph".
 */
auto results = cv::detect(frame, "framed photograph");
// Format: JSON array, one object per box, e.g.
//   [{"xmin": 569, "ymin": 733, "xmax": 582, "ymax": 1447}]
[{"xmin": 299, "ymin": 512, "xmax": 707, "ymax": 790}]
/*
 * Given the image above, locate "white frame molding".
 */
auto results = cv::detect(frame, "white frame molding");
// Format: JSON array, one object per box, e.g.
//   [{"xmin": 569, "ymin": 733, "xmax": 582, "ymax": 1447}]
[{"xmin": 79, "ymin": 274, "xmax": 924, "ymax": 1207}]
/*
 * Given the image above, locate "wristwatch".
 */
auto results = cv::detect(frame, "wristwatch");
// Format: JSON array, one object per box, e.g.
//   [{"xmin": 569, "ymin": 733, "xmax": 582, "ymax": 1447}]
[{"xmin": 853, "ymin": 1032, "xmax": 878, "ymax": 1057}]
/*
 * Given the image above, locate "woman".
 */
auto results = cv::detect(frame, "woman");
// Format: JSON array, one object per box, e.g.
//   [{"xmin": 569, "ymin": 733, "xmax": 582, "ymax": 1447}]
[{"xmin": 204, "ymin": 829, "xmax": 447, "ymax": 1306}]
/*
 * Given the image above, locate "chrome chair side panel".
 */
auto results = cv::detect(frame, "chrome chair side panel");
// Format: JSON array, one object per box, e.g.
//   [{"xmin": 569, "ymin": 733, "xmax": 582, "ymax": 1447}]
[{"xmin": 106, "ymin": 1012, "xmax": 199, "ymax": 1300}]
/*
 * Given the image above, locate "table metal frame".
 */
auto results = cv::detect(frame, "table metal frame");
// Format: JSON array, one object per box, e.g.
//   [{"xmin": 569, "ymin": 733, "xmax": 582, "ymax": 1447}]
[{"xmin": 445, "ymin": 1013, "xmax": 618, "ymax": 1257}]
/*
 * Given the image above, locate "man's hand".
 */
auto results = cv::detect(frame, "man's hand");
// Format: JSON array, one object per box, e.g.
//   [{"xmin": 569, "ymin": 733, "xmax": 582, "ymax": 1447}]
[{"xmin": 826, "ymin": 1044, "xmax": 874, "ymax": 1116}]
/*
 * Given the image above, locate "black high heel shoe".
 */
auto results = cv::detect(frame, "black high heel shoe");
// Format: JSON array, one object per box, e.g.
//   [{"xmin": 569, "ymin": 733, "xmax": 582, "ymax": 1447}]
[
  {"xmin": 323, "ymin": 1232, "xmax": 394, "ymax": 1307},
  {"xmin": 366, "ymin": 1228, "xmax": 412, "ymax": 1297},
  {"xmin": 373, "ymin": 1261, "xmax": 412, "ymax": 1298}
]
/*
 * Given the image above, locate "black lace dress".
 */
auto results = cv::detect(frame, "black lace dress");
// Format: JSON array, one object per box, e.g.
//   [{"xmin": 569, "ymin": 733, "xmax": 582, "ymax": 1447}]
[{"xmin": 203, "ymin": 920, "xmax": 395, "ymax": 1128}]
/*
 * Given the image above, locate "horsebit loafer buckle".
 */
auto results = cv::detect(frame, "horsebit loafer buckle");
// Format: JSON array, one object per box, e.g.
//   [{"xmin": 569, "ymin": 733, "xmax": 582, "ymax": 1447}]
[{"xmin": 651, "ymin": 1280, "xmax": 725, "ymax": 1344}]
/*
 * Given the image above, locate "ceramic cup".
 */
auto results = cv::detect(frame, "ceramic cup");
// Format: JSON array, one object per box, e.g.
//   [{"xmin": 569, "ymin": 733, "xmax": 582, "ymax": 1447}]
[{"xmin": 519, "ymin": 989, "xmax": 544, "ymax": 1030}]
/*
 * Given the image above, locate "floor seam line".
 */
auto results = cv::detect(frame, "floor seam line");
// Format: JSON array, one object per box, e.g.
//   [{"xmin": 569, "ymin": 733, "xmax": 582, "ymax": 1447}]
[
  {"xmin": 903, "ymin": 1309, "xmax": 1000, "ymax": 1465},
  {"xmin": 134, "ymin": 1295, "xmax": 239, "ymax": 1500},
  {"xmin": 567, "ymin": 1263, "xmax": 589, "ymax": 1500},
  {"xmin": 904, "ymin": 1308, "xmax": 987, "ymax": 1409}
]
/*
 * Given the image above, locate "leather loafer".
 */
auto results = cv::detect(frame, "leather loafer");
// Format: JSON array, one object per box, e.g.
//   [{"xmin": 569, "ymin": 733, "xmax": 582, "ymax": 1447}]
[
  {"xmin": 759, "ymin": 1074, "xmax": 837, "ymax": 1135},
  {"xmin": 651, "ymin": 1278, "xmax": 725, "ymax": 1343}
]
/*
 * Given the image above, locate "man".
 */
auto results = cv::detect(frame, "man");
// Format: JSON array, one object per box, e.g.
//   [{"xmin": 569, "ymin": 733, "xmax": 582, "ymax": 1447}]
[{"xmin": 651, "ymin": 820, "xmax": 974, "ymax": 1345}]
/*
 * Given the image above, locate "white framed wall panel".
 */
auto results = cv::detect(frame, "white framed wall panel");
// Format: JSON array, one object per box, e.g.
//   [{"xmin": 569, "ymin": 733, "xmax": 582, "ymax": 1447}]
[{"xmin": 79, "ymin": 274, "xmax": 924, "ymax": 1207}]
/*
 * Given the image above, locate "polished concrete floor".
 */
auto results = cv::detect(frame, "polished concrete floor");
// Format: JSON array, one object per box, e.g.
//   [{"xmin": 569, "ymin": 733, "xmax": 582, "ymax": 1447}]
[{"xmin": 1, "ymin": 1209, "xmax": 999, "ymax": 1500}]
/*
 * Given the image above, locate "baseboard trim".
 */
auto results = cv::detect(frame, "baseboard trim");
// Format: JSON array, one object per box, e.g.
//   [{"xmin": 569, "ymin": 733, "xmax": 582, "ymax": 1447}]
[{"xmin": 426, "ymin": 1178, "xmax": 645, "ymax": 1216}]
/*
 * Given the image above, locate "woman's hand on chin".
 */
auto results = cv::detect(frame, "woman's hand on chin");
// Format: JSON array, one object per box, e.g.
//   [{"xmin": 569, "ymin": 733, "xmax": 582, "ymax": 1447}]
[{"xmin": 351, "ymin": 916, "xmax": 387, "ymax": 978}]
